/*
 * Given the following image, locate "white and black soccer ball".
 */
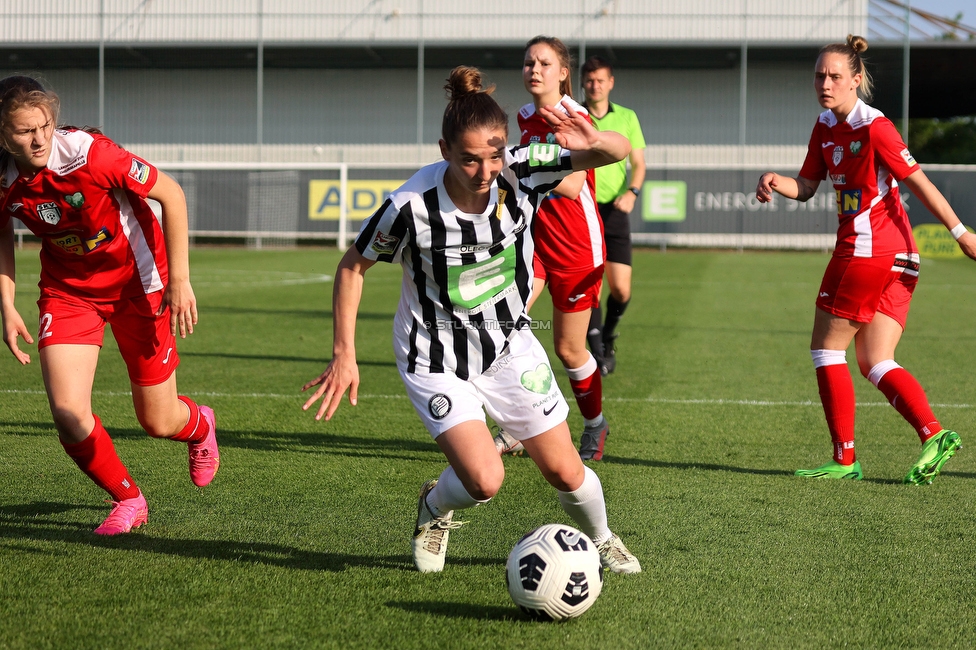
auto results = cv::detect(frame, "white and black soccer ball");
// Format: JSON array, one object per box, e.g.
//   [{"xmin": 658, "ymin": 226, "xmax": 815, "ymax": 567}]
[{"xmin": 505, "ymin": 524, "xmax": 603, "ymax": 621}]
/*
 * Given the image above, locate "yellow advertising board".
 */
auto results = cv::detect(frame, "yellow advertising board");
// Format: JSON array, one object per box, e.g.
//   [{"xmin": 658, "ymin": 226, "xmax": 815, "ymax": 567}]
[
  {"xmin": 913, "ymin": 223, "xmax": 971, "ymax": 259},
  {"xmin": 308, "ymin": 180, "xmax": 407, "ymax": 220}
]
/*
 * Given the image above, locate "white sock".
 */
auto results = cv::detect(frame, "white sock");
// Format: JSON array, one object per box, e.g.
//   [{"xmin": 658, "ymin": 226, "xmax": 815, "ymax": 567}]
[
  {"xmin": 557, "ymin": 466, "xmax": 611, "ymax": 545},
  {"xmin": 426, "ymin": 465, "xmax": 488, "ymax": 517}
]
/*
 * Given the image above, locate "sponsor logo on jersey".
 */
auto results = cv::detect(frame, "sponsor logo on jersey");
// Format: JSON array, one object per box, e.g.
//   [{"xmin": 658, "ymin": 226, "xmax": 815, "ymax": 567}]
[
  {"xmin": 543, "ymin": 403, "xmax": 557, "ymax": 416},
  {"xmin": 428, "ymin": 394, "xmax": 452, "ymax": 420},
  {"xmin": 37, "ymin": 202, "xmax": 61, "ymax": 225},
  {"xmin": 900, "ymin": 148, "xmax": 917, "ymax": 167},
  {"xmin": 495, "ymin": 188, "xmax": 507, "ymax": 219},
  {"xmin": 50, "ymin": 227, "xmax": 113, "ymax": 255},
  {"xmin": 128, "ymin": 158, "xmax": 151, "ymax": 184},
  {"xmin": 370, "ymin": 231, "xmax": 400, "ymax": 255},
  {"xmin": 64, "ymin": 192, "xmax": 84, "ymax": 208},
  {"xmin": 7, "ymin": 203, "xmax": 23, "ymax": 213},
  {"xmin": 849, "ymin": 140, "xmax": 862, "ymax": 155},
  {"xmin": 567, "ymin": 293, "xmax": 587, "ymax": 303},
  {"xmin": 527, "ymin": 143, "xmax": 560, "ymax": 168},
  {"xmin": 836, "ymin": 189, "xmax": 862, "ymax": 215},
  {"xmin": 821, "ymin": 141, "xmax": 835, "ymax": 148},
  {"xmin": 447, "ymin": 246, "xmax": 516, "ymax": 311},
  {"xmin": 529, "ymin": 135, "xmax": 541, "ymax": 143},
  {"xmin": 832, "ymin": 145, "xmax": 843, "ymax": 167},
  {"xmin": 829, "ymin": 174, "xmax": 846, "ymax": 185},
  {"xmin": 520, "ymin": 363, "xmax": 553, "ymax": 394},
  {"xmin": 546, "ymin": 133, "xmax": 556, "ymax": 144}
]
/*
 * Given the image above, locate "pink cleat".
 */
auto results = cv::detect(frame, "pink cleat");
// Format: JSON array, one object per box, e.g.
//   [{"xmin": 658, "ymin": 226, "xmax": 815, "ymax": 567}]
[
  {"xmin": 94, "ymin": 491, "xmax": 148, "ymax": 535},
  {"xmin": 188, "ymin": 405, "xmax": 220, "ymax": 487}
]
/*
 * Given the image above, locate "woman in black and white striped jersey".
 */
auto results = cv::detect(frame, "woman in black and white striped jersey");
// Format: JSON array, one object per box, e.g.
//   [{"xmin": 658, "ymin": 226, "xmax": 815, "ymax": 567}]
[{"xmin": 302, "ymin": 66, "xmax": 641, "ymax": 576}]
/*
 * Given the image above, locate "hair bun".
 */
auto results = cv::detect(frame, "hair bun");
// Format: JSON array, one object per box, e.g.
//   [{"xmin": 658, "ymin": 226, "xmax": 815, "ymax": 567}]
[
  {"xmin": 846, "ymin": 34, "xmax": 869, "ymax": 53},
  {"xmin": 444, "ymin": 66, "xmax": 495, "ymax": 100}
]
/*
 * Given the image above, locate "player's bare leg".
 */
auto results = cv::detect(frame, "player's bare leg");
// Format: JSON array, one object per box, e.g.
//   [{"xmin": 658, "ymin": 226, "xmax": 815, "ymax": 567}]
[
  {"xmin": 522, "ymin": 424, "xmax": 640, "ymax": 573},
  {"xmin": 133, "ymin": 374, "xmax": 220, "ymax": 487}
]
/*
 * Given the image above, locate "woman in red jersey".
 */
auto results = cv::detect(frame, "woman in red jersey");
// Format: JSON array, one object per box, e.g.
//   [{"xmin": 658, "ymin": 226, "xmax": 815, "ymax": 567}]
[
  {"xmin": 0, "ymin": 75, "xmax": 219, "ymax": 534},
  {"xmin": 756, "ymin": 36, "xmax": 976, "ymax": 484},
  {"xmin": 495, "ymin": 35, "xmax": 610, "ymax": 461}
]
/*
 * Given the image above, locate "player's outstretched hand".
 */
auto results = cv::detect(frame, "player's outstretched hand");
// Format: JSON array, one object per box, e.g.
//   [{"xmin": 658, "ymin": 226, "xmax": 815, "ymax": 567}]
[
  {"xmin": 161, "ymin": 277, "xmax": 199, "ymax": 338},
  {"xmin": 957, "ymin": 231, "xmax": 976, "ymax": 261},
  {"xmin": 539, "ymin": 102, "xmax": 601, "ymax": 151},
  {"xmin": 302, "ymin": 353, "xmax": 360, "ymax": 421},
  {"xmin": 1, "ymin": 307, "xmax": 33, "ymax": 365}
]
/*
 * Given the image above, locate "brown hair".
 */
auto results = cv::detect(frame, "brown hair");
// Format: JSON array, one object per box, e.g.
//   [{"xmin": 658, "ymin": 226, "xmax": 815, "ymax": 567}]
[
  {"xmin": 0, "ymin": 75, "xmax": 60, "ymax": 137},
  {"xmin": 525, "ymin": 35, "xmax": 574, "ymax": 99},
  {"xmin": 819, "ymin": 34, "xmax": 873, "ymax": 102},
  {"xmin": 441, "ymin": 66, "xmax": 508, "ymax": 147},
  {"xmin": 581, "ymin": 55, "xmax": 614, "ymax": 79}
]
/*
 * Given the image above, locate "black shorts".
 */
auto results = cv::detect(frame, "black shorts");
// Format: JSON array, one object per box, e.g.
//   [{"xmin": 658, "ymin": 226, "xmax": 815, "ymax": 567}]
[{"xmin": 598, "ymin": 202, "xmax": 632, "ymax": 266}]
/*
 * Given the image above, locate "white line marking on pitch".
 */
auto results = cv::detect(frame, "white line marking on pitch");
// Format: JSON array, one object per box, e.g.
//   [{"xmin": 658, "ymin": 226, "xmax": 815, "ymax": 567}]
[{"xmin": 1, "ymin": 389, "xmax": 972, "ymax": 409}]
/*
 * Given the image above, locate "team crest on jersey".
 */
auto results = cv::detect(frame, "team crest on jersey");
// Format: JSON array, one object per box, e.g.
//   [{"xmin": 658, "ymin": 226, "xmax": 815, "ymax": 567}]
[
  {"xmin": 370, "ymin": 231, "xmax": 400, "ymax": 255},
  {"xmin": 832, "ymin": 145, "xmax": 844, "ymax": 167},
  {"xmin": 900, "ymin": 148, "xmax": 917, "ymax": 167},
  {"xmin": 546, "ymin": 133, "xmax": 556, "ymax": 144},
  {"xmin": 37, "ymin": 202, "xmax": 61, "ymax": 225},
  {"xmin": 64, "ymin": 192, "xmax": 85, "ymax": 209},
  {"xmin": 428, "ymin": 394, "xmax": 452, "ymax": 420},
  {"xmin": 128, "ymin": 159, "xmax": 151, "ymax": 184},
  {"xmin": 849, "ymin": 141, "xmax": 862, "ymax": 156}
]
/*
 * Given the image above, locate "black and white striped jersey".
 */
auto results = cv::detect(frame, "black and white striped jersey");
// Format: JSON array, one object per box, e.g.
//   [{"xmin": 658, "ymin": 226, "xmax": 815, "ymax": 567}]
[{"xmin": 355, "ymin": 143, "xmax": 574, "ymax": 380}]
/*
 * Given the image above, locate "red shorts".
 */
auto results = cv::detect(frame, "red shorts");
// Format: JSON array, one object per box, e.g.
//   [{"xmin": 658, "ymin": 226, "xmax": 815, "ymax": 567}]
[
  {"xmin": 533, "ymin": 255, "xmax": 604, "ymax": 313},
  {"xmin": 37, "ymin": 287, "xmax": 180, "ymax": 386},
  {"xmin": 816, "ymin": 254, "xmax": 917, "ymax": 328}
]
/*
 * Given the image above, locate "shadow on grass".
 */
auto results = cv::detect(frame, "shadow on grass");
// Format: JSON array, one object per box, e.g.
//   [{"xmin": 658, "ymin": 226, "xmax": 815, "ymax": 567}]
[
  {"xmin": 0, "ymin": 502, "xmax": 506, "ymax": 573},
  {"xmin": 602, "ymin": 455, "xmax": 794, "ymax": 477},
  {"xmin": 387, "ymin": 601, "xmax": 519, "ymax": 621},
  {"xmin": 0, "ymin": 420, "xmax": 440, "ymax": 461}
]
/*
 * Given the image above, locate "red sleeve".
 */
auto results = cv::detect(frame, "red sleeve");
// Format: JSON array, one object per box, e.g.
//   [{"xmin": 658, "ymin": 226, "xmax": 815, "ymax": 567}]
[
  {"xmin": 798, "ymin": 123, "xmax": 828, "ymax": 182},
  {"xmin": 87, "ymin": 136, "xmax": 159, "ymax": 199},
  {"xmin": 871, "ymin": 117, "xmax": 918, "ymax": 181}
]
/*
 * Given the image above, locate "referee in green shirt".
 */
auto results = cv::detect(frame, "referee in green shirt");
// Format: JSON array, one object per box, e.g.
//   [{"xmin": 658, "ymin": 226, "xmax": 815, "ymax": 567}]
[{"xmin": 581, "ymin": 56, "xmax": 646, "ymax": 375}]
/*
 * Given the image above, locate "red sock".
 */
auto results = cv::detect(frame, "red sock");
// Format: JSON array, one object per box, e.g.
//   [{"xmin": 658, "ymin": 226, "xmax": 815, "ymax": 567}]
[
  {"xmin": 169, "ymin": 396, "xmax": 210, "ymax": 443},
  {"xmin": 568, "ymin": 368, "xmax": 603, "ymax": 421},
  {"xmin": 816, "ymin": 364, "xmax": 857, "ymax": 464},
  {"xmin": 876, "ymin": 368, "xmax": 941, "ymax": 442},
  {"xmin": 61, "ymin": 415, "xmax": 140, "ymax": 501}
]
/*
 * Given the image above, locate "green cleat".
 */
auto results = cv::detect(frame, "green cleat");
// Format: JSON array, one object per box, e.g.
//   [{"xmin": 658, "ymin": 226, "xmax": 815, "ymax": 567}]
[
  {"xmin": 904, "ymin": 429, "xmax": 962, "ymax": 486},
  {"xmin": 795, "ymin": 460, "xmax": 863, "ymax": 480}
]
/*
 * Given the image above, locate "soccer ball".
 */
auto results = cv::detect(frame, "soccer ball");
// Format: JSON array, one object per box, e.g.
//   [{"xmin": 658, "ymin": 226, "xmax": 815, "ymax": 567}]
[{"xmin": 505, "ymin": 524, "xmax": 603, "ymax": 621}]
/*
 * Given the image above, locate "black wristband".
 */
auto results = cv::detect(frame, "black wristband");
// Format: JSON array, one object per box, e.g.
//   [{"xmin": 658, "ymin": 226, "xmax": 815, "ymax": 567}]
[{"xmin": 628, "ymin": 187, "xmax": 640, "ymax": 197}]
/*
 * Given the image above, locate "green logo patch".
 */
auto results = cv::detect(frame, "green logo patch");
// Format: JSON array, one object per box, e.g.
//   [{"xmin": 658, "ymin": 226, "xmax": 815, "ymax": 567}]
[
  {"xmin": 520, "ymin": 363, "xmax": 553, "ymax": 394},
  {"xmin": 527, "ymin": 143, "xmax": 561, "ymax": 168},
  {"xmin": 64, "ymin": 192, "xmax": 84, "ymax": 209},
  {"xmin": 447, "ymin": 247, "xmax": 516, "ymax": 310}
]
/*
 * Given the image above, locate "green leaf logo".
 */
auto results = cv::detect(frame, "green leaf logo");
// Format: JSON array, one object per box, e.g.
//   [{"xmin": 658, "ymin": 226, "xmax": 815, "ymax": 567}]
[
  {"xmin": 520, "ymin": 363, "xmax": 553, "ymax": 394},
  {"xmin": 64, "ymin": 192, "xmax": 84, "ymax": 208}
]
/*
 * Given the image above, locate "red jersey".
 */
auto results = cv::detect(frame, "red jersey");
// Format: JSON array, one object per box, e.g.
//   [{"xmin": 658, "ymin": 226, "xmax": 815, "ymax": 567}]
[
  {"xmin": 518, "ymin": 97, "xmax": 604, "ymax": 272},
  {"xmin": 1, "ymin": 129, "xmax": 167, "ymax": 300},
  {"xmin": 799, "ymin": 100, "xmax": 919, "ymax": 259}
]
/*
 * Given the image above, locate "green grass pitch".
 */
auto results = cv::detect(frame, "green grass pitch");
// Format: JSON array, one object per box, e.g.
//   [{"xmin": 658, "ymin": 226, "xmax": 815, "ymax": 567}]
[{"xmin": 2, "ymin": 247, "xmax": 976, "ymax": 648}]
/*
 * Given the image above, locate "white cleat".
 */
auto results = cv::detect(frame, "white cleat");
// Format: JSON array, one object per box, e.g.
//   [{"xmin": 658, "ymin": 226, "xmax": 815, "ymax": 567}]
[
  {"xmin": 597, "ymin": 534, "xmax": 642, "ymax": 574},
  {"xmin": 412, "ymin": 479, "xmax": 465, "ymax": 573}
]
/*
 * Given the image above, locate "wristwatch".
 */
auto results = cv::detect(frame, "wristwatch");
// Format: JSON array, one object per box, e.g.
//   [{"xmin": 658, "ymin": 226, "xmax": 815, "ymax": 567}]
[{"xmin": 628, "ymin": 187, "xmax": 640, "ymax": 197}]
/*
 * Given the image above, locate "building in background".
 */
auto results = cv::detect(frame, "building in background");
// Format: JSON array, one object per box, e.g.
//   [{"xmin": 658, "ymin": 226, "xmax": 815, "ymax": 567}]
[{"xmin": 2, "ymin": 1, "xmax": 973, "ymax": 246}]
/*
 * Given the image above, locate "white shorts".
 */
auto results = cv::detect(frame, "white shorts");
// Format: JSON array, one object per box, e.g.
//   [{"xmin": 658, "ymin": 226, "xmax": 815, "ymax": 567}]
[{"xmin": 399, "ymin": 328, "xmax": 570, "ymax": 440}]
